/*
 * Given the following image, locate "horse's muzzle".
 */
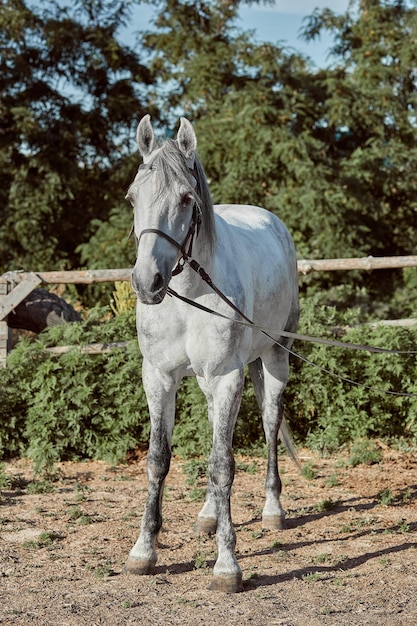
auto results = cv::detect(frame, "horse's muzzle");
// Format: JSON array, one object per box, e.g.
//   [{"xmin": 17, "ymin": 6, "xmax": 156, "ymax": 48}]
[{"xmin": 131, "ymin": 270, "xmax": 167, "ymax": 305}]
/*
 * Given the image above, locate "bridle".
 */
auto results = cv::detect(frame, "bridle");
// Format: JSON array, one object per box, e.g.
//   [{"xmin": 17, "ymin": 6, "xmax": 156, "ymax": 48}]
[{"xmin": 130, "ymin": 161, "xmax": 201, "ymax": 277}]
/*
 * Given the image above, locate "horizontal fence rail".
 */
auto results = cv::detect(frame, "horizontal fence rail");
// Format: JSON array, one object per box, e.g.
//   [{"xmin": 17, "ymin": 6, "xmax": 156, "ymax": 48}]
[
  {"xmin": 297, "ymin": 255, "xmax": 417, "ymax": 274},
  {"xmin": 1, "ymin": 254, "xmax": 417, "ymax": 365},
  {"xmin": 2, "ymin": 255, "xmax": 417, "ymax": 286}
]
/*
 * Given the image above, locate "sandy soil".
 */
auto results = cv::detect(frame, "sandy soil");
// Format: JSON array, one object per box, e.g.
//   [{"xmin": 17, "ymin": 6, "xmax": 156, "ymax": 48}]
[{"xmin": 1, "ymin": 445, "xmax": 416, "ymax": 626}]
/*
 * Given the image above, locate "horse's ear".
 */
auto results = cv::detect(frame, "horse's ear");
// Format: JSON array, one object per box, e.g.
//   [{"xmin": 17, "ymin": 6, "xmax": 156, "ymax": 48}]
[
  {"xmin": 177, "ymin": 118, "xmax": 197, "ymax": 159},
  {"xmin": 137, "ymin": 114, "xmax": 156, "ymax": 157}
]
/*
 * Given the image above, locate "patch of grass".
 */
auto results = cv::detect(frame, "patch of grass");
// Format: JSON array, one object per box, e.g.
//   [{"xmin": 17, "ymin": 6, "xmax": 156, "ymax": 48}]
[
  {"xmin": 398, "ymin": 521, "xmax": 410, "ymax": 533},
  {"xmin": 315, "ymin": 498, "xmax": 338, "ymax": 512},
  {"xmin": 86, "ymin": 562, "xmax": 114, "ymax": 579},
  {"xmin": 401, "ymin": 487, "xmax": 413, "ymax": 504},
  {"xmin": 122, "ymin": 509, "xmax": 139, "ymax": 522},
  {"xmin": 301, "ymin": 462, "xmax": 317, "ymax": 480},
  {"xmin": 355, "ymin": 515, "xmax": 377, "ymax": 529},
  {"xmin": 22, "ymin": 531, "xmax": 56, "ymax": 549},
  {"xmin": 121, "ymin": 600, "xmax": 132, "ymax": 609},
  {"xmin": 68, "ymin": 506, "xmax": 84, "ymax": 521},
  {"xmin": 348, "ymin": 439, "xmax": 382, "ymax": 467},
  {"xmin": 325, "ymin": 473, "xmax": 339, "ymax": 487},
  {"xmin": 94, "ymin": 564, "xmax": 114, "ymax": 579},
  {"xmin": 236, "ymin": 461, "xmax": 257, "ymax": 475},
  {"xmin": 116, "ymin": 473, "xmax": 133, "ymax": 482},
  {"xmin": 26, "ymin": 480, "xmax": 56, "ymax": 495},
  {"xmin": 0, "ymin": 464, "xmax": 13, "ymax": 490},
  {"xmin": 377, "ymin": 488, "xmax": 395, "ymax": 506},
  {"xmin": 183, "ymin": 459, "xmax": 208, "ymax": 486},
  {"xmin": 193, "ymin": 551, "xmax": 209, "ymax": 571},
  {"xmin": 339, "ymin": 523, "xmax": 352, "ymax": 533},
  {"xmin": 186, "ymin": 487, "xmax": 206, "ymax": 502},
  {"xmin": 250, "ymin": 529, "xmax": 264, "ymax": 540},
  {"xmin": 319, "ymin": 606, "xmax": 334, "ymax": 616},
  {"xmin": 314, "ymin": 553, "xmax": 330, "ymax": 564},
  {"xmin": 333, "ymin": 554, "xmax": 348, "ymax": 565},
  {"xmin": 67, "ymin": 506, "xmax": 94, "ymax": 525}
]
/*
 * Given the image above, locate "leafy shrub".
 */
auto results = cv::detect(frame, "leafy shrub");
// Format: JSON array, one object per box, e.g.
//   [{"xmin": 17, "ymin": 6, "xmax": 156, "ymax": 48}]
[
  {"xmin": 286, "ymin": 297, "xmax": 417, "ymax": 453},
  {"xmin": 1, "ymin": 298, "xmax": 417, "ymax": 467},
  {"xmin": 0, "ymin": 307, "xmax": 148, "ymax": 470}
]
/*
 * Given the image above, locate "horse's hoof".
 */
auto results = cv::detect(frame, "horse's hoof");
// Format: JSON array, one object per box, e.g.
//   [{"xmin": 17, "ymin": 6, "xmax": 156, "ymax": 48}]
[
  {"xmin": 194, "ymin": 516, "xmax": 217, "ymax": 534},
  {"xmin": 262, "ymin": 514, "xmax": 287, "ymax": 530},
  {"xmin": 209, "ymin": 573, "xmax": 243, "ymax": 593},
  {"xmin": 123, "ymin": 556, "xmax": 156, "ymax": 575}
]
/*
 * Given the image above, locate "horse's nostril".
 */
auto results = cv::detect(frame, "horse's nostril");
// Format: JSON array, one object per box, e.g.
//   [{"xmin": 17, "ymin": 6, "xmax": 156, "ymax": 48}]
[{"xmin": 151, "ymin": 272, "xmax": 164, "ymax": 294}]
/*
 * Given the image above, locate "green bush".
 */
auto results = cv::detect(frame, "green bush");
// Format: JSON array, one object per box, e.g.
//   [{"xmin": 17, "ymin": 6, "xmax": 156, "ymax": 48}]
[
  {"xmin": 1, "ymin": 299, "xmax": 417, "ymax": 469},
  {"xmin": 0, "ymin": 307, "xmax": 149, "ymax": 471},
  {"xmin": 286, "ymin": 297, "xmax": 417, "ymax": 453}
]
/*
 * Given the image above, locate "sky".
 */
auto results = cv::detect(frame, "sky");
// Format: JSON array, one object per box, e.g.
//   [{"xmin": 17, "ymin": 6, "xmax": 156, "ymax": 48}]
[
  {"xmin": 127, "ymin": 1, "xmax": 352, "ymax": 68},
  {"xmin": 238, "ymin": 1, "xmax": 351, "ymax": 66}
]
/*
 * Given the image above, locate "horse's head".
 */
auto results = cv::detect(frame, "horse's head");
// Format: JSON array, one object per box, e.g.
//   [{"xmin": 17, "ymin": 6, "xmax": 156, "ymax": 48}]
[{"xmin": 127, "ymin": 115, "xmax": 200, "ymax": 304}]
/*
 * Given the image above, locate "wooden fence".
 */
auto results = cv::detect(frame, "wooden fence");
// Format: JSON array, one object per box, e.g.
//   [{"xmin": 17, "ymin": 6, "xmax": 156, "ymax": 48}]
[{"xmin": 1, "ymin": 254, "xmax": 417, "ymax": 367}]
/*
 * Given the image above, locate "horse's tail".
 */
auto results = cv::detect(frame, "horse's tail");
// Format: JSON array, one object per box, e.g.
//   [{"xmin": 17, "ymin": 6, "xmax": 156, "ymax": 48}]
[
  {"xmin": 279, "ymin": 407, "xmax": 301, "ymax": 470},
  {"xmin": 248, "ymin": 358, "xmax": 300, "ymax": 470}
]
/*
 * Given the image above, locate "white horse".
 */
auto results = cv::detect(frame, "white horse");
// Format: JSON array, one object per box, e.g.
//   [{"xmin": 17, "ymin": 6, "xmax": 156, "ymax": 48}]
[{"xmin": 124, "ymin": 114, "xmax": 299, "ymax": 592}]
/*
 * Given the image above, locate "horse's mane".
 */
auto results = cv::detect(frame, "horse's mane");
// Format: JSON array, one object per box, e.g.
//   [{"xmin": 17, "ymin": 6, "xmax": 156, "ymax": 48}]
[{"xmin": 152, "ymin": 138, "xmax": 216, "ymax": 253}]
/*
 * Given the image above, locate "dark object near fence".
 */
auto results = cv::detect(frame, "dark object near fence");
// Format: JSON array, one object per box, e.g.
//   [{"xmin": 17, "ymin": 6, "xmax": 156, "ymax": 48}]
[{"xmin": 8, "ymin": 288, "xmax": 81, "ymax": 333}]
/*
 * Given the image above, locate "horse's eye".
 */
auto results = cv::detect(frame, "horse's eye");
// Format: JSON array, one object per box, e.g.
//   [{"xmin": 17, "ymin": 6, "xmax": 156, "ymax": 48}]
[{"xmin": 181, "ymin": 193, "xmax": 192, "ymax": 206}]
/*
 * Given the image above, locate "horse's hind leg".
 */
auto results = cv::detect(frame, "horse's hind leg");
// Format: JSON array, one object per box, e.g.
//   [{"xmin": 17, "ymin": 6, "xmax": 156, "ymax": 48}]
[
  {"xmin": 124, "ymin": 359, "xmax": 177, "ymax": 575},
  {"xmin": 249, "ymin": 349, "xmax": 290, "ymax": 531}
]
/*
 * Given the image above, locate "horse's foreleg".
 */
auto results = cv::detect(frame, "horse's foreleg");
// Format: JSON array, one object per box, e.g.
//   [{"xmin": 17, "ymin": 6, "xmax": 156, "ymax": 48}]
[
  {"xmin": 124, "ymin": 361, "xmax": 176, "ymax": 575},
  {"xmin": 194, "ymin": 376, "xmax": 217, "ymax": 534},
  {"xmin": 260, "ymin": 351, "xmax": 289, "ymax": 531},
  {"xmin": 207, "ymin": 368, "xmax": 244, "ymax": 593}
]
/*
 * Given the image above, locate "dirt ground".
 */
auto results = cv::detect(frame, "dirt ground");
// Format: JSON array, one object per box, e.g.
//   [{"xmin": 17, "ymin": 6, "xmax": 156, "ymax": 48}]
[{"xmin": 1, "ymin": 445, "xmax": 416, "ymax": 626}]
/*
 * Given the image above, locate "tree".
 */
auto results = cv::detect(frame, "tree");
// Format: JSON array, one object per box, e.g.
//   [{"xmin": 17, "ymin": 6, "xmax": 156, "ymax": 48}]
[
  {"xmin": 3, "ymin": 0, "xmax": 416, "ymax": 316},
  {"xmin": 299, "ymin": 0, "xmax": 417, "ymax": 312},
  {"xmin": 0, "ymin": 0, "xmax": 154, "ymax": 273},
  {"xmin": 143, "ymin": 0, "xmax": 417, "ymax": 315}
]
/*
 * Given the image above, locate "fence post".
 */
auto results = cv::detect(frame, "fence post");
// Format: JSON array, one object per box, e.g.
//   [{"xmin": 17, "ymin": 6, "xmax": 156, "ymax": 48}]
[{"xmin": 0, "ymin": 277, "xmax": 12, "ymax": 367}]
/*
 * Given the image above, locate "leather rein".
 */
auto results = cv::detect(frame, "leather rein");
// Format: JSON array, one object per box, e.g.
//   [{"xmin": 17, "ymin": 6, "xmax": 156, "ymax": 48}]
[{"xmin": 130, "ymin": 162, "xmax": 417, "ymax": 397}]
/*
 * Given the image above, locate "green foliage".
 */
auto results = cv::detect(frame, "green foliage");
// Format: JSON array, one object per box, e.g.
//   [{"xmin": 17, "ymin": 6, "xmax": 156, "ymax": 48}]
[
  {"xmin": 173, "ymin": 369, "xmax": 265, "ymax": 458},
  {"xmin": 0, "ymin": 0, "xmax": 153, "ymax": 275},
  {"xmin": 145, "ymin": 0, "xmax": 417, "ymax": 315},
  {"xmin": 0, "ymin": 307, "xmax": 149, "ymax": 471},
  {"xmin": 2, "ymin": 296, "xmax": 417, "ymax": 466},
  {"xmin": 2, "ymin": 0, "xmax": 417, "ymax": 319},
  {"xmin": 348, "ymin": 439, "xmax": 383, "ymax": 467},
  {"xmin": 377, "ymin": 488, "xmax": 395, "ymax": 506},
  {"xmin": 0, "ymin": 463, "xmax": 13, "ymax": 490},
  {"xmin": 288, "ymin": 297, "xmax": 417, "ymax": 454}
]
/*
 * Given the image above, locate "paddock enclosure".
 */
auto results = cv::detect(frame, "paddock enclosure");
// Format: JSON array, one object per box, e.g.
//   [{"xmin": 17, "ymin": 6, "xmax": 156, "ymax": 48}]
[{"xmin": 1, "ymin": 254, "xmax": 417, "ymax": 618}]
